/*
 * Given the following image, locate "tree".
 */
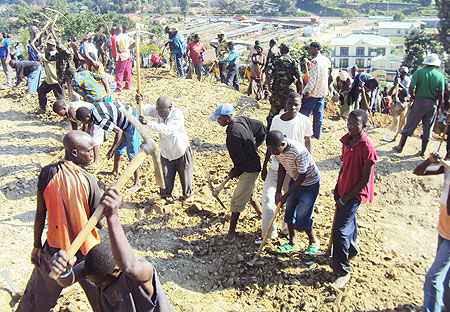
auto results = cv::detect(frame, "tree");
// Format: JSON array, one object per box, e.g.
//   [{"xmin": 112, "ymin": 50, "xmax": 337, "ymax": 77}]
[
  {"xmin": 402, "ymin": 30, "xmax": 443, "ymax": 72},
  {"xmin": 290, "ymin": 41, "xmax": 332, "ymax": 74},
  {"xmin": 393, "ymin": 11, "xmax": 405, "ymax": 21},
  {"xmin": 436, "ymin": 0, "xmax": 450, "ymax": 53},
  {"xmin": 278, "ymin": 0, "xmax": 292, "ymax": 13},
  {"xmin": 179, "ymin": 0, "xmax": 189, "ymax": 17},
  {"xmin": 338, "ymin": 8, "xmax": 357, "ymax": 21},
  {"xmin": 218, "ymin": 0, "xmax": 242, "ymax": 14}
]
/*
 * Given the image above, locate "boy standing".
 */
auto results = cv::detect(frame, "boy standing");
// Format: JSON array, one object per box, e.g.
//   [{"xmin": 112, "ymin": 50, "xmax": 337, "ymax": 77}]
[
  {"xmin": 413, "ymin": 152, "xmax": 450, "ymax": 311},
  {"xmin": 50, "ymin": 186, "xmax": 174, "ymax": 311},
  {"xmin": 17, "ymin": 130, "xmax": 103, "ymax": 312},
  {"xmin": 260, "ymin": 92, "xmax": 312, "ymax": 243},
  {"xmin": 210, "ymin": 103, "xmax": 266, "ymax": 243},
  {"xmin": 266, "ymin": 130, "xmax": 320, "ymax": 254},
  {"xmin": 333, "ymin": 109, "xmax": 377, "ymax": 288}
]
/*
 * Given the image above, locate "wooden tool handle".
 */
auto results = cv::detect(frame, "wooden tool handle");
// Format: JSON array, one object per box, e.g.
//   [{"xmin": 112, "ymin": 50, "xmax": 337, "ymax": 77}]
[
  {"xmin": 32, "ymin": 17, "xmax": 54, "ymax": 45},
  {"xmin": 215, "ymin": 176, "xmax": 231, "ymax": 194},
  {"xmin": 256, "ymin": 202, "xmax": 282, "ymax": 256},
  {"xmin": 327, "ymin": 206, "xmax": 338, "ymax": 253},
  {"xmin": 135, "ymin": 29, "xmax": 142, "ymax": 116},
  {"xmin": 93, "ymin": 157, "xmax": 109, "ymax": 176},
  {"xmin": 151, "ymin": 151, "xmax": 165, "ymax": 189},
  {"xmin": 440, "ymin": 159, "xmax": 450, "ymax": 170},
  {"xmin": 49, "ymin": 148, "xmax": 149, "ymax": 280}
]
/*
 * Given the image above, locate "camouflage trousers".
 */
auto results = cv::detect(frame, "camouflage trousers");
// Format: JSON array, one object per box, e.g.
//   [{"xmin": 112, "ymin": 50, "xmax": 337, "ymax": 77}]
[{"xmin": 267, "ymin": 91, "xmax": 290, "ymax": 129}]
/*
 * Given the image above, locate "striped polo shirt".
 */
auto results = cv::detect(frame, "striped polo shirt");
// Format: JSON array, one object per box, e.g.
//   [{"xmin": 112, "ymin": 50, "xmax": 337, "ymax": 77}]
[
  {"xmin": 91, "ymin": 101, "xmax": 137, "ymax": 132},
  {"xmin": 274, "ymin": 138, "xmax": 320, "ymax": 186}
]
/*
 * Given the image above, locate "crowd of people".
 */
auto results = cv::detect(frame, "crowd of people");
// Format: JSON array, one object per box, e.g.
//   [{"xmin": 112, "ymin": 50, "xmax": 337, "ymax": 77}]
[{"xmin": 2, "ymin": 19, "xmax": 450, "ymax": 311}]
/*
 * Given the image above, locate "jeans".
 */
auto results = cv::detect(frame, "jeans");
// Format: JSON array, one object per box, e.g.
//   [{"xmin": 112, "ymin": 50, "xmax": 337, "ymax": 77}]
[
  {"xmin": 284, "ymin": 180, "xmax": 320, "ymax": 231},
  {"xmin": 332, "ymin": 197, "xmax": 360, "ymax": 276},
  {"xmin": 27, "ymin": 65, "xmax": 42, "ymax": 94},
  {"xmin": 423, "ymin": 235, "xmax": 450, "ymax": 311},
  {"xmin": 225, "ymin": 63, "xmax": 239, "ymax": 91},
  {"xmin": 175, "ymin": 53, "xmax": 184, "ymax": 77},
  {"xmin": 300, "ymin": 96, "xmax": 324, "ymax": 139}
]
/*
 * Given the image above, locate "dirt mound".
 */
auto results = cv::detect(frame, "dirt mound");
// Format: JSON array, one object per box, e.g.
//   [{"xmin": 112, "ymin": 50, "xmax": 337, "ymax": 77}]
[{"xmin": 0, "ymin": 69, "xmax": 445, "ymax": 312}]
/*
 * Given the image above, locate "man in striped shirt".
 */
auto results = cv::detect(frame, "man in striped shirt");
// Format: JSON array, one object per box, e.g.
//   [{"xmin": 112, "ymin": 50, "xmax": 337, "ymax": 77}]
[
  {"xmin": 266, "ymin": 130, "xmax": 321, "ymax": 254},
  {"xmin": 76, "ymin": 101, "xmax": 142, "ymax": 192}
]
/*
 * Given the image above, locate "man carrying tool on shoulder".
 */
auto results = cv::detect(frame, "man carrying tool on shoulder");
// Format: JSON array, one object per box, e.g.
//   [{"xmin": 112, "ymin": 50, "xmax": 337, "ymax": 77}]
[
  {"xmin": 210, "ymin": 103, "xmax": 266, "ymax": 244},
  {"xmin": 17, "ymin": 130, "xmax": 103, "ymax": 312}
]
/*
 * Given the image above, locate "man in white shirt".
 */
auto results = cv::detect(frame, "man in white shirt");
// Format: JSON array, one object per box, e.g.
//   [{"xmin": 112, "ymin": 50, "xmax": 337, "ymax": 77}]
[
  {"xmin": 139, "ymin": 95, "xmax": 194, "ymax": 202},
  {"xmin": 259, "ymin": 92, "xmax": 313, "ymax": 243},
  {"xmin": 115, "ymin": 27, "xmax": 135, "ymax": 91},
  {"xmin": 300, "ymin": 41, "xmax": 331, "ymax": 139}
]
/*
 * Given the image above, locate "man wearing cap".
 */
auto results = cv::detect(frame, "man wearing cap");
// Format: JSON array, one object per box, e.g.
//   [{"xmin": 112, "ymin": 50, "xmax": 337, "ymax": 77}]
[
  {"xmin": 348, "ymin": 72, "xmax": 379, "ymax": 112},
  {"xmin": 219, "ymin": 41, "xmax": 240, "ymax": 91},
  {"xmin": 300, "ymin": 42, "xmax": 331, "ymax": 139},
  {"xmin": 248, "ymin": 44, "xmax": 265, "ymax": 100},
  {"xmin": 210, "ymin": 103, "xmax": 266, "ymax": 244},
  {"xmin": 210, "ymin": 31, "xmax": 228, "ymax": 83},
  {"xmin": 165, "ymin": 27, "xmax": 186, "ymax": 78},
  {"xmin": 30, "ymin": 38, "xmax": 64, "ymax": 111},
  {"xmin": 266, "ymin": 43, "xmax": 302, "ymax": 129},
  {"xmin": 397, "ymin": 66, "xmax": 411, "ymax": 103},
  {"xmin": 394, "ymin": 53, "xmax": 445, "ymax": 156}
]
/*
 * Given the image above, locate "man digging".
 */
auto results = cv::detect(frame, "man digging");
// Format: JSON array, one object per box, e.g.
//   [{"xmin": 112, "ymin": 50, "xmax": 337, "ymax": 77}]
[{"xmin": 210, "ymin": 103, "xmax": 266, "ymax": 244}]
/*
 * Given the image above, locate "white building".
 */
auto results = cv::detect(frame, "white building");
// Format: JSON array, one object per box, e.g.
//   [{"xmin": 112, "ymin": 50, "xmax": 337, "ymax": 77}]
[
  {"xmin": 330, "ymin": 34, "xmax": 393, "ymax": 69},
  {"xmin": 370, "ymin": 54, "xmax": 403, "ymax": 81},
  {"xmin": 378, "ymin": 22, "xmax": 418, "ymax": 37}
]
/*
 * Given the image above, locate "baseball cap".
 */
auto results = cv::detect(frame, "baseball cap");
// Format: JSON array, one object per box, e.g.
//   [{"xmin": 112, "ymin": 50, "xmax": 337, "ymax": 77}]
[{"xmin": 209, "ymin": 103, "xmax": 234, "ymax": 121}]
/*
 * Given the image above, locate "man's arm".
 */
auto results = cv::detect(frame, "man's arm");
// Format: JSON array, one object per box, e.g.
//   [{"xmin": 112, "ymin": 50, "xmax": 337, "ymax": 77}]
[
  {"xmin": 278, "ymin": 173, "xmax": 306, "ymax": 205},
  {"xmin": 437, "ymin": 89, "xmax": 444, "ymax": 113},
  {"xmin": 227, "ymin": 136, "xmax": 246, "ymax": 178},
  {"xmin": 103, "ymin": 187, "xmax": 155, "ymax": 294},
  {"xmin": 145, "ymin": 110, "xmax": 184, "ymax": 136},
  {"xmin": 32, "ymin": 190, "xmax": 46, "ymax": 266},
  {"xmin": 261, "ymin": 149, "xmax": 271, "ymax": 181},
  {"xmin": 408, "ymin": 85, "xmax": 415, "ymax": 101},
  {"xmin": 100, "ymin": 76, "xmax": 111, "ymax": 99},
  {"xmin": 304, "ymin": 136, "xmax": 311, "ymax": 153},
  {"xmin": 14, "ymin": 65, "xmax": 23, "ymax": 87},
  {"xmin": 413, "ymin": 152, "xmax": 444, "ymax": 176},
  {"xmin": 303, "ymin": 61, "xmax": 317, "ymax": 98},
  {"xmin": 275, "ymin": 164, "xmax": 287, "ymax": 198},
  {"xmin": 107, "ymin": 125, "xmax": 123, "ymax": 159}
]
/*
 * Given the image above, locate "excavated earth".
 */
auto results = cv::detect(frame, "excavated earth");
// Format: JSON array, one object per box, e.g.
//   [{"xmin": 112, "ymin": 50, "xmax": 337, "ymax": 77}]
[{"xmin": 0, "ymin": 68, "xmax": 445, "ymax": 312}]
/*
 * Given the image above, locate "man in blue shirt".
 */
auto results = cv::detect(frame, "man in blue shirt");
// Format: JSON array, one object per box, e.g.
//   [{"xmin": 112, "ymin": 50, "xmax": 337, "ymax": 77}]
[
  {"xmin": 165, "ymin": 27, "xmax": 185, "ymax": 78},
  {"xmin": 0, "ymin": 32, "xmax": 13, "ymax": 88},
  {"xmin": 220, "ymin": 41, "xmax": 240, "ymax": 91}
]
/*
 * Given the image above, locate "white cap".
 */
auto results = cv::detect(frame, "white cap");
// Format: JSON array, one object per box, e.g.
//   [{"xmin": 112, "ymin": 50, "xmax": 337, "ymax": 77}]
[{"xmin": 423, "ymin": 53, "xmax": 441, "ymax": 67}]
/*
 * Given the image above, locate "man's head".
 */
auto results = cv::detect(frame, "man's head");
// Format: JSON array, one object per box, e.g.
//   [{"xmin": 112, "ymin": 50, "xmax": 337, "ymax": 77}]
[
  {"xmin": 422, "ymin": 53, "xmax": 441, "ymax": 67},
  {"xmin": 110, "ymin": 27, "xmax": 116, "ymax": 35},
  {"xmin": 350, "ymin": 65, "xmax": 358, "ymax": 77},
  {"xmin": 309, "ymin": 42, "xmax": 321, "ymax": 57},
  {"xmin": 366, "ymin": 78, "xmax": 379, "ymax": 90},
  {"xmin": 255, "ymin": 44, "xmax": 263, "ymax": 54},
  {"xmin": 32, "ymin": 19, "xmax": 39, "ymax": 26},
  {"xmin": 84, "ymin": 242, "xmax": 119, "ymax": 288},
  {"xmin": 254, "ymin": 40, "xmax": 260, "ymax": 46},
  {"xmin": 9, "ymin": 59, "xmax": 17, "ymax": 68},
  {"xmin": 194, "ymin": 34, "xmax": 201, "ymax": 43},
  {"xmin": 63, "ymin": 130, "xmax": 94, "ymax": 166},
  {"xmin": 279, "ymin": 43, "xmax": 289, "ymax": 55},
  {"xmin": 266, "ymin": 130, "xmax": 287, "ymax": 155},
  {"xmin": 64, "ymin": 67, "xmax": 76, "ymax": 84},
  {"xmin": 53, "ymin": 99, "xmax": 67, "ymax": 116},
  {"xmin": 217, "ymin": 30, "xmax": 225, "ymax": 40},
  {"xmin": 47, "ymin": 38, "xmax": 56, "ymax": 51},
  {"xmin": 210, "ymin": 103, "xmax": 234, "ymax": 127},
  {"xmin": 399, "ymin": 66, "xmax": 408, "ymax": 78},
  {"xmin": 285, "ymin": 92, "xmax": 302, "ymax": 116},
  {"xmin": 165, "ymin": 26, "xmax": 171, "ymax": 34},
  {"xmin": 227, "ymin": 41, "xmax": 234, "ymax": 50},
  {"xmin": 156, "ymin": 96, "xmax": 172, "ymax": 119},
  {"xmin": 269, "ymin": 39, "xmax": 276, "ymax": 48},
  {"xmin": 116, "ymin": 27, "xmax": 122, "ymax": 34},
  {"xmin": 122, "ymin": 25, "xmax": 128, "ymax": 33},
  {"xmin": 76, "ymin": 107, "xmax": 93, "ymax": 125},
  {"xmin": 347, "ymin": 109, "xmax": 368, "ymax": 137}
]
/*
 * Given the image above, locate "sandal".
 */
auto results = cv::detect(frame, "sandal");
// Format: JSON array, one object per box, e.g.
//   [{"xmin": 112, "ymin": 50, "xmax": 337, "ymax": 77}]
[
  {"xmin": 218, "ymin": 236, "xmax": 236, "ymax": 245},
  {"xmin": 303, "ymin": 245, "xmax": 318, "ymax": 255},
  {"xmin": 276, "ymin": 243, "xmax": 299, "ymax": 254}
]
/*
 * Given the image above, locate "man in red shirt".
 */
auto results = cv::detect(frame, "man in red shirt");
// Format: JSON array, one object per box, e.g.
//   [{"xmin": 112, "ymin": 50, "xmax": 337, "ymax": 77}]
[
  {"xmin": 186, "ymin": 34, "xmax": 205, "ymax": 81},
  {"xmin": 332, "ymin": 109, "xmax": 377, "ymax": 288}
]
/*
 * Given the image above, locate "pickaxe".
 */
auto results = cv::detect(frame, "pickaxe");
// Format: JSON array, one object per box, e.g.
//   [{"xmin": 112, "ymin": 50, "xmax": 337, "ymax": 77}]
[
  {"xmin": 206, "ymin": 172, "xmax": 231, "ymax": 209},
  {"xmin": 49, "ymin": 108, "xmax": 164, "ymax": 279},
  {"xmin": 0, "ymin": 268, "xmax": 21, "ymax": 297}
]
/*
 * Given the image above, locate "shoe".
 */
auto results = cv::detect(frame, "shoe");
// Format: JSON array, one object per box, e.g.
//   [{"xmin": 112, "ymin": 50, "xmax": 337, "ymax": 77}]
[
  {"xmin": 218, "ymin": 236, "xmax": 236, "ymax": 245},
  {"xmin": 183, "ymin": 195, "xmax": 195, "ymax": 206},
  {"xmin": 333, "ymin": 274, "xmax": 350, "ymax": 289},
  {"xmin": 276, "ymin": 243, "xmax": 299, "ymax": 254},
  {"xmin": 254, "ymin": 234, "xmax": 278, "ymax": 245}
]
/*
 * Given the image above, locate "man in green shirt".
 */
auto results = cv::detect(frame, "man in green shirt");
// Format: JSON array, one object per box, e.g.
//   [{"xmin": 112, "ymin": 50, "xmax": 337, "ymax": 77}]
[{"xmin": 394, "ymin": 53, "xmax": 445, "ymax": 156}]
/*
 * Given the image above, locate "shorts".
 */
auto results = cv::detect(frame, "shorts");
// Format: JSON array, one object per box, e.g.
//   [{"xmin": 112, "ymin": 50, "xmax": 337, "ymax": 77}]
[
  {"xmin": 230, "ymin": 171, "xmax": 259, "ymax": 213},
  {"xmin": 114, "ymin": 125, "xmax": 141, "ymax": 160}
]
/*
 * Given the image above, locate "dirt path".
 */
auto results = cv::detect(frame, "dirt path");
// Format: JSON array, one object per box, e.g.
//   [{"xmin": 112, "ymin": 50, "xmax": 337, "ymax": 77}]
[{"xmin": 0, "ymin": 74, "xmax": 445, "ymax": 311}]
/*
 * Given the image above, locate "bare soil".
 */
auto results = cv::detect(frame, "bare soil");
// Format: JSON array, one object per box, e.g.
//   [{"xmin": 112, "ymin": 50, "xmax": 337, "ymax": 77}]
[{"xmin": 0, "ymin": 69, "xmax": 445, "ymax": 312}]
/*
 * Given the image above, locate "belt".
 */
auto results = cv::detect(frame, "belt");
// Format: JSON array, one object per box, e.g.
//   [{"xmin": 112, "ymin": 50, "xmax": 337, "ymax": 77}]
[{"xmin": 414, "ymin": 98, "xmax": 436, "ymax": 103}]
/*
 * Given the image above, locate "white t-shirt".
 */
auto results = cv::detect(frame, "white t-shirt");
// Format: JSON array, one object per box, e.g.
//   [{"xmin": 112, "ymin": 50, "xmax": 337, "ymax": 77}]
[
  {"xmin": 115, "ymin": 33, "xmax": 135, "ymax": 61},
  {"xmin": 269, "ymin": 112, "xmax": 313, "ymax": 170}
]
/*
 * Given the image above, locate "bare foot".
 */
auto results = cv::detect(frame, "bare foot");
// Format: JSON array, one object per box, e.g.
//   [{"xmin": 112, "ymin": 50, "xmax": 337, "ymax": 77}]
[{"xmin": 333, "ymin": 274, "xmax": 350, "ymax": 289}]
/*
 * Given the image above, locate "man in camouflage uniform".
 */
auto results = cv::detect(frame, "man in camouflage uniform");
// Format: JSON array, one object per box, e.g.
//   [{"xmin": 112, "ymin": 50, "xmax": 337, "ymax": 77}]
[
  {"xmin": 56, "ymin": 43, "xmax": 74, "ymax": 85},
  {"xmin": 265, "ymin": 43, "xmax": 303, "ymax": 129},
  {"xmin": 211, "ymin": 30, "xmax": 228, "ymax": 83}
]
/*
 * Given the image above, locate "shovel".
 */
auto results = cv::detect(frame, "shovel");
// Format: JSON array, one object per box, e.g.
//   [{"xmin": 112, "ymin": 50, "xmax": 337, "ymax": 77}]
[{"xmin": 247, "ymin": 202, "xmax": 282, "ymax": 266}]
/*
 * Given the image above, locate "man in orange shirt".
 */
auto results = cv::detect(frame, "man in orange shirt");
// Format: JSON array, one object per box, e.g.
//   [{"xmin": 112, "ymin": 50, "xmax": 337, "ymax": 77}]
[{"xmin": 17, "ymin": 130, "xmax": 104, "ymax": 312}]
